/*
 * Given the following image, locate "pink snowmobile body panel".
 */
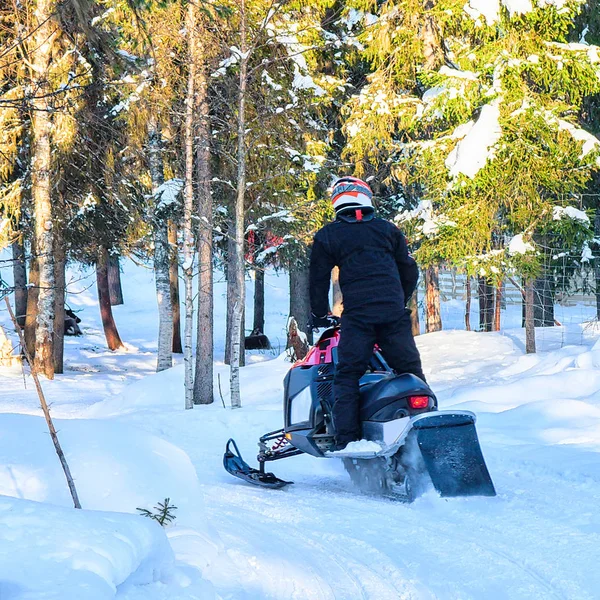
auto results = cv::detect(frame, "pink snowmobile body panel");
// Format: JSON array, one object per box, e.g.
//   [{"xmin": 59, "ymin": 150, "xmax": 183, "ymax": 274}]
[{"xmin": 295, "ymin": 329, "xmax": 340, "ymax": 367}]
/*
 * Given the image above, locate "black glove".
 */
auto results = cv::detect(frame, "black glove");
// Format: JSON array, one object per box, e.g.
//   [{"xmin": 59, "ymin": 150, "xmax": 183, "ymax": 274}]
[{"xmin": 311, "ymin": 313, "xmax": 341, "ymax": 328}]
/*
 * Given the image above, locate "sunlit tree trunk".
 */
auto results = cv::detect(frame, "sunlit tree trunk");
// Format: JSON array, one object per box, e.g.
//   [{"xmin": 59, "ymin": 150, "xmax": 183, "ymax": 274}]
[
  {"xmin": 493, "ymin": 281, "xmax": 502, "ymax": 332},
  {"xmin": 332, "ymin": 266, "xmax": 343, "ymax": 316},
  {"xmin": 425, "ymin": 266, "xmax": 442, "ymax": 333},
  {"xmin": 31, "ymin": 0, "xmax": 57, "ymax": 378},
  {"xmin": 409, "ymin": 290, "xmax": 420, "ymax": 336}
]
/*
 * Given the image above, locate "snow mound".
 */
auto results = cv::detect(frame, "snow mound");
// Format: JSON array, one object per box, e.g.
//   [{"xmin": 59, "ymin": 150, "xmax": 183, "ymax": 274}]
[
  {"xmin": 0, "ymin": 414, "xmax": 222, "ymax": 574},
  {"xmin": 0, "ymin": 415, "xmax": 200, "ymax": 519},
  {"xmin": 89, "ymin": 352, "xmax": 292, "ymax": 417},
  {"xmin": 0, "ymin": 495, "xmax": 215, "ymax": 600}
]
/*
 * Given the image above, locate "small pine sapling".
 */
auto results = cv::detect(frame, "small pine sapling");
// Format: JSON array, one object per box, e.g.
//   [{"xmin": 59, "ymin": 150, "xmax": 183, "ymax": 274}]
[{"xmin": 137, "ymin": 498, "xmax": 178, "ymax": 527}]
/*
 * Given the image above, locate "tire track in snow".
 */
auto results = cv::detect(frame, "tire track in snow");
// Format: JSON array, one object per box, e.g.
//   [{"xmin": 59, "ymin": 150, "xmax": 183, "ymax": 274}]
[
  {"xmin": 208, "ymin": 476, "xmax": 595, "ymax": 600},
  {"xmin": 204, "ymin": 489, "xmax": 425, "ymax": 600}
]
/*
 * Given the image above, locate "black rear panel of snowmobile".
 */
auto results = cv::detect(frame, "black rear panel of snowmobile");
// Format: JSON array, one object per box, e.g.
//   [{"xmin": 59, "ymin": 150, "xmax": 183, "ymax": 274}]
[{"xmin": 412, "ymin": 413, "xmax": 496, "ymax": 497}]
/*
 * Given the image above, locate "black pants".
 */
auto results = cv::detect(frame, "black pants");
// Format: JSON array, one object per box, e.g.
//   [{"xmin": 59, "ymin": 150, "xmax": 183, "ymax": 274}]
[{"xmin": 333, "ymin": 310, "xmax": 425, "ymax": 447}]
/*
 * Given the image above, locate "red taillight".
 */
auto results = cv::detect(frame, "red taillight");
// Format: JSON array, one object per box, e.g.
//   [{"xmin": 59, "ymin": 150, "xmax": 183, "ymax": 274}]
[{"xmin": 408, "ymin": 395, "xmax": 429, "ymax": 409}]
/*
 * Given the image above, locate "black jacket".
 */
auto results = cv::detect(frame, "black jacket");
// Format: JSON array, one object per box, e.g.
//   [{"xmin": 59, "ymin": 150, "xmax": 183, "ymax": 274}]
[{"xmin": 309, "ymin": 211, "xmax": 418, "ymax": 319}]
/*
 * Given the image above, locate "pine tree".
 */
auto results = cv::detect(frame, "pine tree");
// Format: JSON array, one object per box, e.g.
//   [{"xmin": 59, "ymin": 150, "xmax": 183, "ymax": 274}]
[{"xmin": 343, "ymin": 0, "xmax": 600, "ymax": 349}]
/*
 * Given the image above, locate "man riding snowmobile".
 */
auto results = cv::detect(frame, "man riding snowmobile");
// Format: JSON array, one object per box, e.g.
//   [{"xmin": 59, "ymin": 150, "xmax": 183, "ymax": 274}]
[
  {"xmin": 223, "ymin": 177, "xmax": 495, "ymax": 500},
  {"xmin": 310, "ymin": 176, "xmax": 425, "ymax": 452}
]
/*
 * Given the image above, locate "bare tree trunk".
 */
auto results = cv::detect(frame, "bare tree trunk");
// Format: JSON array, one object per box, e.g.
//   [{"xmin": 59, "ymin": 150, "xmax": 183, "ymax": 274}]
[
  {"xmin": 532, "ymin": 275, "xmax": 554, "ymax": 327},
  {"xmin": 229, "ymin": 0, "xmax": 248, "ymax": 410},
  {"xmin": 225, "ymin": 232, "xmax": 233, "ymax": 365},
  {"xmin": 478, "ymin": 277, "xmax": 494, "ymax": 332},
  {"xmin": 225, "ymin": 232, "xmax": 245, "ymax": 365},
  {"xmin": 183, "ymin": 1, "xmax": 197, "ymax": 409},
  {"xmin": 596, "ymin": 209, "xmax": 600, "ymax": 321},
  {"xmin": 149, "ymin": 118, "xmax": 173, "ymax": 372},
  {"xmin": 4, "ymin": 297, "xmax": 81, "ymax": 509},
  {"xmin": 107, "ymin": 256, "xmax": 124, "ymax": 305},
  {"xmin": 289, "ymin": 266, "xmax": 312, "ymax": 345},
  {"xmin": 332, "ymin": 266, "xmax": 343, "ymax": 316},
  {"xmin": 425, "ymin": 265, "xmax": 442, "ymax": 333},
  {"xmin": 493, "ymin": 281, "xmax": 502, "ymax": 332},
  {"xmin": 169, "ymin": 222, "xmax": 183, "ymax": 353},
  {"xmin": 24, "ymin": 252, "xmax": 39, "ymax": 358},
  {"xmin": 31, "ymin": 0, "xmax": 56, "ymax": 379},
  {"xmin": 525, "ymin": 278, "xmax": 536, "ymax": 353},
  {"xmin": 287, "ymin": 317, "xmax": 309, "ymax": 361},
  {"xmin": 96, "ymin": 247, "xmax": 124, "ymax": 351},
  {"xmin": 193, "ymin": 60, "xmax": 214, "ymax": 406},
  {"xmin": 11, "ymin": 241, "xmax": 27, "ymax": 327},
  {"xmin": 253, "ymin": 268, "xmax": 265, "ymax": 333},
  {"xmin": 409, "ymin": 288, "xmax": 420, "ymax": 336},
  {"xmin": 53, "ymin": 237, "xmax": 65, "ymax": 374},
  {"xmin": 465, "ymin": 276, "xmax": 471, "ymax": 331}
]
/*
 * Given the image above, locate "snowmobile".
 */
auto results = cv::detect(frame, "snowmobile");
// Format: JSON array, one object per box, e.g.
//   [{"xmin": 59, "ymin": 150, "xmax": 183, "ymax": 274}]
[{"xmin": 224, "ymin": 326, "xmax": 495, "ymax": 501}]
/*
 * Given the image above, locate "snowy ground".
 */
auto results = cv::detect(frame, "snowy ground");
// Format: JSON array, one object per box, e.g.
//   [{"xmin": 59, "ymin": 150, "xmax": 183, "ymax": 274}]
[{"xmin": 1, "ymin": 260, "xmax": 600, "ymax": 599}]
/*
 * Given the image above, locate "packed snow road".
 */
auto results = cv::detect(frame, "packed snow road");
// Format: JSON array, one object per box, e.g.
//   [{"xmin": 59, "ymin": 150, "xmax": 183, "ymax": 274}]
[
  {"xmin": 90, "ymin": 327, "xmax": 600, "ymax": 600},
  {"xmin": 1, "ymin": 264, "xmax": 600, "ymax": 599}
]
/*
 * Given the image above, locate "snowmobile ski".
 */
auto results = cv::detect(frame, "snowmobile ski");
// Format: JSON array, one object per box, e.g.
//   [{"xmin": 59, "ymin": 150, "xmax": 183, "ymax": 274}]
[
  {"xmin": 223, "ymin": 439, "xmax": 293, "ymax": 489},
  {"xmin": 412, "ymin": 412, "xmax": 496, "ymax": 497}
]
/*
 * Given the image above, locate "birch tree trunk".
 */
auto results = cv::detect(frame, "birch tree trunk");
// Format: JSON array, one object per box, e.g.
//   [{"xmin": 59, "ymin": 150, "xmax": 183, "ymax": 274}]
[
  {"xmin": 493, "ymin": 281, "xmax": 502, "ymax": 332},
  {"xmin": 53, "ymin": 237, "xmax": 65, "ymax": 374},
  {"xmin": 253, "ymin": 268, "xmax": 265, "ymax": 333},
  {"xmin": 149, "ymin": 118, "xmax": 173, "ymax": 372},
  {"xmin": 229, "ymin": 0, "xmax": 248, "ymax": 409},
  {"xmin": 31, "ymin": 0, "xmax": 57, "ymax": 379},
  {"xmin": 108, "ymin": 257, "xmax": 124, "ymax": 306},
  {"xmin": 183, "ymin": 1, "xmax": 197, "ymax": 409},
  {"xmin": 425, "ymin": 266, "xmax": 442, "ymax": 333},
  {"xmin": 11, "ymin": 241, "xmax": 27, "ymax": 327},
  {"xmin": 525, "ymin": 278, "xmax": 536, "ymax": 354},
  {"xmin": 225, "ymin": 231, "xmax": 245, "ymax": 366},
  {"xmin": 169, "ymin": 222, "xmax": 183, "ymax": 354},
  {"xmin": 96, "ymin": 247, "xmax": 124, "ymax": 351},
  {"xmin": 193, "ymin": 58, "xmax": 214, "ymax": 405}
]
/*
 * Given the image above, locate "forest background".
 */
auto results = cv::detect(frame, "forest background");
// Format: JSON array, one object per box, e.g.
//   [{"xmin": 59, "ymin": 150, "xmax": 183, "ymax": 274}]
[{"xmin": 1, "ymin": 0, "xmax": 600, "ymax": 407}]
